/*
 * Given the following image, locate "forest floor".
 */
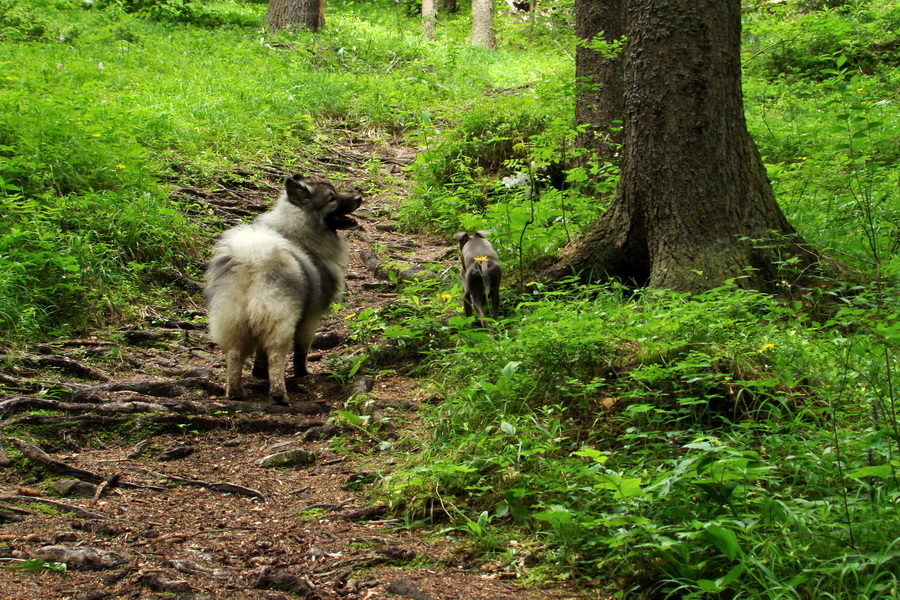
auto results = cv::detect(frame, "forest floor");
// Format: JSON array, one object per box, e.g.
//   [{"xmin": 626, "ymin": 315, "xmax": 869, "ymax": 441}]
[{"xmin": 0, "ymin": 133, "xmax": 596, "ymax": 600}]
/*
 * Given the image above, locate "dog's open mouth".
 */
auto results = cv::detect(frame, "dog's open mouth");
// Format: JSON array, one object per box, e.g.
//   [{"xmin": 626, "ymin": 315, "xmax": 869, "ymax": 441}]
[
  {"xmin": 326, "ymin": 213, "xmax": 359, "ymax": 230},
  {"xmin": 326, "ymin": 195, "xmax": 362, "ymax": 231}
]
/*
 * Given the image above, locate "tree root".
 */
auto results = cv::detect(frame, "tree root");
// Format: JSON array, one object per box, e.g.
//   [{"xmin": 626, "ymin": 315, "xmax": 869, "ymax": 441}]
[{"xmin": 126, "ymin": 467, "xmax": 265, "ymax": 501}]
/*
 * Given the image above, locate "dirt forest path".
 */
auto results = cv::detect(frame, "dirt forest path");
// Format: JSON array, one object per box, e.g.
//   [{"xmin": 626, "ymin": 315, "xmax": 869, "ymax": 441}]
[{"xmin": 0, "ymin": 133, "xmax": 586, "ymax": 600}]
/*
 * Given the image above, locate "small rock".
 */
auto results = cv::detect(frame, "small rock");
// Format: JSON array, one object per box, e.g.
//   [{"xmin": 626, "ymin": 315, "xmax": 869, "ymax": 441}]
[
  {"xmin": 33, "ymin": 545, "xmax": 128, "ymax": 571},
  {"xmin": 311, "ymin": 330, "xmax": 346, "ymax": 350},
  {"xmin": 398, "ymin": 265, "xmax": 427, "ymax": 281},
  {"xmin": 386, "ymin": 577, "xmax": 434, "ymax": 600},
  {"xmin": 53, "ymin": 531, "xmax": 79, "ymax": 543},
  {"xmin": 257, "ymin": 449, "xmax": 317, "ymax": 469},
  {"xmin": 381, "ymin": 547, "xmax": 417, "ymax": 561},
  {"xmin": 52, "ymin": 479, "xmax": 97, "ymax": 498},
  {"xmin": 137, "ymin": 572, "xmax": 193, "ymax": 594},
  {"xmin": 154, "ymin": 445, "xmax": 194, "ymax": 461},
  {"xmin": 251, "ymin": 566, "xmax": 315, "ymax": 597},
  {"xmin": 350, "ymin": 376, "xmax": 375, "ymax": 396},
  {"xmin": 303, "ymin": 423, "xmax": 337, "ymax": 441},
  {"xmin": 72, "ymin": 520, "xmax": 122, "ymax": 537}
]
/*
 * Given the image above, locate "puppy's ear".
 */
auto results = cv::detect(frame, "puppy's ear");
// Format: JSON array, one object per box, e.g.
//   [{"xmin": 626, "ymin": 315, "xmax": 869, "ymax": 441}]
[
  {"xmin": 454, "ymin": 232, "xmax": 470, "ymax": 245},
  {"xmin": 285, "ymin": 175, "xmax": 313, "ymax": 206},
  {"xmin": 475, "ymin": 230, "xmax": 491, "ymax": 238}
]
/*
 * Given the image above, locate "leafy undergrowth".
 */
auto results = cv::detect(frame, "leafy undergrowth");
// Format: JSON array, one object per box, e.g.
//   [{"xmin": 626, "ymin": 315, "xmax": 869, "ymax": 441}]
[
  {"xmin": 352, "ymin": 279, "xmax": 900, "ymax": 598},
  {"xmin": 2, "ymin": 0, "xmax": 900, "ymax": 598}
]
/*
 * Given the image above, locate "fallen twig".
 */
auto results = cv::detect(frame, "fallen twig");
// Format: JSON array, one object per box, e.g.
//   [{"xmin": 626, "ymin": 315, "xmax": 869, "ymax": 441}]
[{"xmin": 127, "ymin": 467, "xmax": 265, "ymax": 501}]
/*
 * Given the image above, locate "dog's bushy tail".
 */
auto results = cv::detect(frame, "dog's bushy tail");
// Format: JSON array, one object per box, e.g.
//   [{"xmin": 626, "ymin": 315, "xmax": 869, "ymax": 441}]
[{"xmin": 206, "ymin": 225, "xmax": 302, "ymax": 355}]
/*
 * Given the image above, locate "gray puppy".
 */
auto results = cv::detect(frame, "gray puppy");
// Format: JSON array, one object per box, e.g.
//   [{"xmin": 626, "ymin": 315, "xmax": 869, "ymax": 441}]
[
  {"xmin": 205, "ymin": 174, "xmax": 362, "ymax": 403},
  {"xmin": 454, "ymin": 230, "xmax": 502, "ymax": 328}
]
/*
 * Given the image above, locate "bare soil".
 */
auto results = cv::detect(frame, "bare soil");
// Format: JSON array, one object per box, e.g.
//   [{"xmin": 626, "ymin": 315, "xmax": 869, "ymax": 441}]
[{"xmin": 0, "ymin": 138, "xmax": 594, "ymax": 600}]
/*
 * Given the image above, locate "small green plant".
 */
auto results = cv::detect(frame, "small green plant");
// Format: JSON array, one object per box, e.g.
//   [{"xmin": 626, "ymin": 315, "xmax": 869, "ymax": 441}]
[{"xmin": 2, "ymin": 558, "xmax": 68, "ymax": 576}]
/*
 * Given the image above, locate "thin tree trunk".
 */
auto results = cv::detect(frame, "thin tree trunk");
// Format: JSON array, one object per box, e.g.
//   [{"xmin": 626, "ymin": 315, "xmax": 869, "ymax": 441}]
[
  {"xmin": 265, "ymin": 0, "xmax": 325, "ymax": 33},
  {"xmin": 574, "ymin": 0, "xmax": 624, "ymax": 162},
  {"xmin": 471, "ymin": 0, "xmax": 496, "ymax": 49},
  {"xmin": 423, "ymin": 0, "xmax": 437, "ymax": 40}
]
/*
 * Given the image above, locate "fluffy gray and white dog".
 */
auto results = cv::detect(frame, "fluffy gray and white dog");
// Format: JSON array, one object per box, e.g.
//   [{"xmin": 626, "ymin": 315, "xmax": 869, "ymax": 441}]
[{"xmin": 205, "ymin": 174, "xmax": 362, "ymax": 403}]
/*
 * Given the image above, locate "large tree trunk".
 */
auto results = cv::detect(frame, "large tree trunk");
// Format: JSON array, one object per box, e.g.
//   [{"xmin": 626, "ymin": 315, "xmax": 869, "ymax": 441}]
[
  {"xmin": 555, "ymin": 0, "xmax": 814, "ymax": 293},
  {"xmin": 265, "ymin": 0, "xmax": 325, "ymax": 33},
  {"xmin": 574, "ymin": 0, "xmax": 624, "ymax": 162},
  {"xmin": 471, "ymin": 0, "xmax": 496, "ymax": 49},
  {"xmin": 423, "ymin": 0, "xmax": 437, "ymax": 40}
]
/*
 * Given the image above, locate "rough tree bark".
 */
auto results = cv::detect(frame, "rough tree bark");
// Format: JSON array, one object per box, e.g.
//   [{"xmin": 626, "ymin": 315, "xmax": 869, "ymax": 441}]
[
  {"xmin": 423, "ymin": 0, "xmax": 437, "ymax": 40},
  {"xmin": 574, "ymin": 0, "xmax": 624, "ymax": 162},
  {"xmin": 554, "ymin": 0, "xmax": 814, "ymax": 293},
  {"xmin": 265, "ymin": 0, "xmax": 325, "ymax": 33},
  {"xmin": 471, "ymin": 0, "xmax": 497, "ymax": 49}
]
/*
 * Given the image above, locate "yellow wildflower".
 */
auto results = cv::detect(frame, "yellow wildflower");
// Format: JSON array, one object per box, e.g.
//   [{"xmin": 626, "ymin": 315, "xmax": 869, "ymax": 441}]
[
  {"xmin": 761, "ymin": 343, "xmax": 775, "ymax": 351},
  {"xmin": 116, "ymin": 164, "xmax": 126, "ymax": 170},
  {"xmin": 440, "ymin": 293, "xmax": 452, "ymax": 300},
  {"xmin": 345, "ymin": 313, "xmax": 357, "ymax": 320},
  {"xmin": 474, "ymin": 256, "xmax": 488, "ymax": 262}
]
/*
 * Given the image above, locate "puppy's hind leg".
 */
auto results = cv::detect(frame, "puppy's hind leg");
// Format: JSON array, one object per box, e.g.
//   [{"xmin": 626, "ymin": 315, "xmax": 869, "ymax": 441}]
[{"xmin": 489, "ymin": 281, "xmax": 501, "ymax": 322}]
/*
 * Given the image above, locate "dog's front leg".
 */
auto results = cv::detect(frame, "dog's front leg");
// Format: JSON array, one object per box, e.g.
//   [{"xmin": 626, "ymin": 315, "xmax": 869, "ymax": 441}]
[{"xmin": 293, "ymin": 311, "xmax": 323, "ymax": 378}]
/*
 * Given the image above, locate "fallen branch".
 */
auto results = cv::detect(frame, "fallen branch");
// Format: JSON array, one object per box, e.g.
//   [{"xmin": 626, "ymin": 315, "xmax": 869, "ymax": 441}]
[
  {"xmin": 0, "ymin": 496, "xmax": 107, "ymax": 520},
  {"xmin": 128, "ymin": 467, "xmax": 265, "ymax": 501},
  {"xmin": 8, "ymin": 438, "xmax": 148, "ymax": 490},
  {"xmin": 0, "ymin": 396, "xmax": 166, "ymax": 416},
  {"xmin": 16, "ymin": 354, "xmax": 110, "ymax": 381},
  {"xmin": 1, "ymin": 411, "xmax": 328, "ymax": 435}
]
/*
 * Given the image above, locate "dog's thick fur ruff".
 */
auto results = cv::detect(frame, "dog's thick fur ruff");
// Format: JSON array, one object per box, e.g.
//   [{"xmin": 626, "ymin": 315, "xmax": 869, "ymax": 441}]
[{"xmin": 205, "ymin": 174, "xmax": 361, "ymax": 403}]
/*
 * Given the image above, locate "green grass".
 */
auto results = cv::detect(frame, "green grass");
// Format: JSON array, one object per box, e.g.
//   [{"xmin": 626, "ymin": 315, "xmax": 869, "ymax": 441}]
[
  {"xmin": 2, "ymin": 0, "xmax": 900, "ymax": 597},
  {"xmin": 0, "ymin": 0, "xmax": 571, "ymax": 338}
]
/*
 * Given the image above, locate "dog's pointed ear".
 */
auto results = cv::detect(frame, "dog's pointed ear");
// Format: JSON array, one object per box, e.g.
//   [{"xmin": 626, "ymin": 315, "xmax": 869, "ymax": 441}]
[
  {"xmin": 454, "ymin": 232, "xmax": 470, "ymax": 245},
  {"xmin": 475, "ymin": 230, "xmax": 491, "ymax": 238},
  {"xmin": 284, "ymin": 174, "xmax": 313, "ymax": 206}
]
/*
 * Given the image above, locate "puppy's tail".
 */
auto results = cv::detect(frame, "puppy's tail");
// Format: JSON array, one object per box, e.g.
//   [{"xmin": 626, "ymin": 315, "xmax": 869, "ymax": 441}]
[{"xmin": 477, "ymin": 260, "xmax": 493, "ymax": 301}]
